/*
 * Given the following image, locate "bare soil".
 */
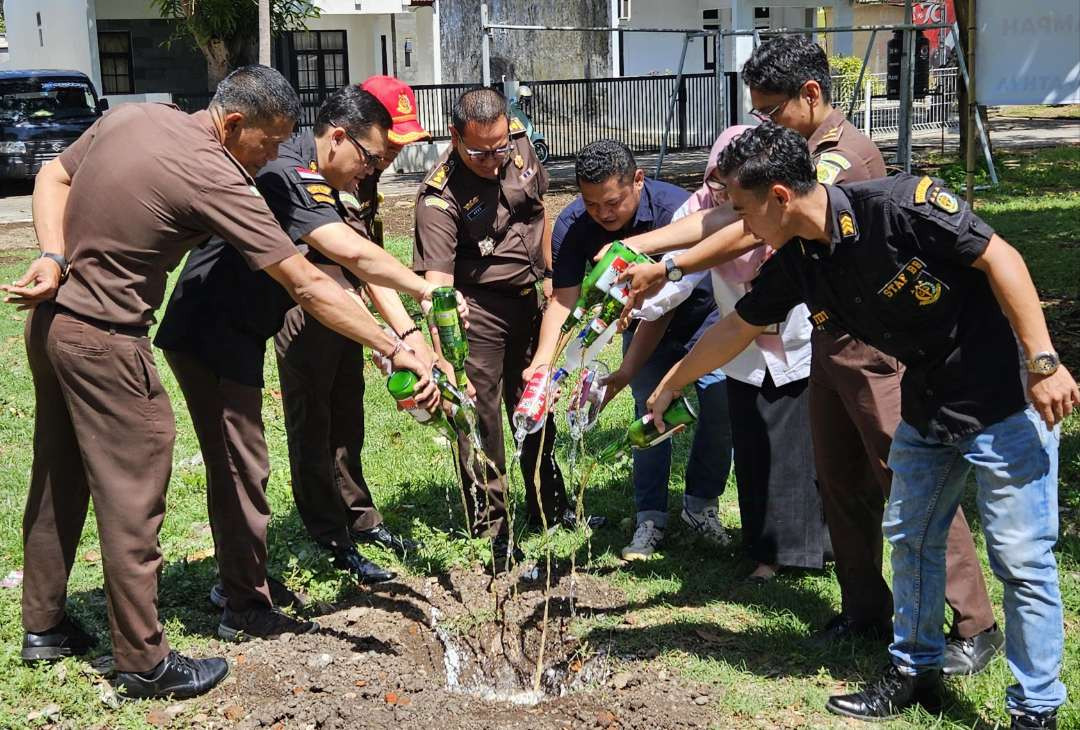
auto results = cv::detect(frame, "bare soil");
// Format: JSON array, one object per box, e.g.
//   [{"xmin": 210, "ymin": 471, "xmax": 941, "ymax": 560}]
[{"xmin": 162, "ymin": 565, "xmax": 718, "ymax": 730}]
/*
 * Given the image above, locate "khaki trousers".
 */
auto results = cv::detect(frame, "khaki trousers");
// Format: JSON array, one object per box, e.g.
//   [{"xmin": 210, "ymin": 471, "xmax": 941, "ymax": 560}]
[
  {"xmin": 163, "ymin": 350, "xmax": 273, "ymax": 613},
  {"xmin": 22, "ymin": 303, "xmax": 173, "ymax": 672}
]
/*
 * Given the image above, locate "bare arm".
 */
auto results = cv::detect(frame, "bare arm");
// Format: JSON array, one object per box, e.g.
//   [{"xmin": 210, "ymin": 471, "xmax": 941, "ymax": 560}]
[
  {"xmin": 366, "ymin": 282, "xmax": 434, "ymax": 366},
  {"xmin": 264, "ymin": 253, "xmax": 438, "ymax": 408},
  {"xmin": 303, "ymin": 222, "xmax": 433, "ymax": 302},
  {"xmin": 2, "ymin": 159, "xmax": 72, "ymax": 305},
  {"xmin": 524, "ymin": 285, "xmax": 578, "ymax": 380},
  {"xmin": 621, "ymin": 207, "xmax": 736, "ymax": 256},
  {"xmin": 647, "ymin": 311, "xmax": 765, "ymax": 429},
  {"xmin": 972, "ymin": 234, "xmax": 1079, "ymax": 425},
  {"xmin": 600, "ymin": 312, "xmax": 675, "ymax": 406}
]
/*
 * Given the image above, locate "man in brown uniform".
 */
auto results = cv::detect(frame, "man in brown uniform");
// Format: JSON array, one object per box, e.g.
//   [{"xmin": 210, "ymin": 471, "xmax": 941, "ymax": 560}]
[
  {"xmin": 413, "ymin": 87, "xmax": 570, "ymax": 572},
  {"xmin": 5, "ymin": 65, "xmax": 434, "ymax": 699},
  {"xmin": 273, "ymin": 76, "xmax": 432, "ymax": 560},
  {"xmin": 620, "ymin": 36, "xmax": 1001, "ymax": 674}
]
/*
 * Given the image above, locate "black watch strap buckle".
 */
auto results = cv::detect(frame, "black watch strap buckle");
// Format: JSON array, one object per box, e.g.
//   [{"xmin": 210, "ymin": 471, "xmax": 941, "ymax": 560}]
[{"xmin": 39, "ymin": 252, "xmax": 70, "ymax": 281}]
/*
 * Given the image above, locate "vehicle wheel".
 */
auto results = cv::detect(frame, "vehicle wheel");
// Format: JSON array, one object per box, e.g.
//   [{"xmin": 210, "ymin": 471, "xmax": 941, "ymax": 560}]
[{"xmin": 533, "ymin": 140, "xmax": 549, "ymax": 163}]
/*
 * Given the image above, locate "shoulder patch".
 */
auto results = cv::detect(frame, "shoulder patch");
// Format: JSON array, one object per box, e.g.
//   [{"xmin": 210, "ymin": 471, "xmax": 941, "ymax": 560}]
[
  {"xmin": 338, "ymin": 191, "xmax": 361, "ymax": 210},
  {"xmin": 306, "ymin": 183, "xmax": 332, "ymax": 197},
  {"xmin": 913, "ymin": 176, "xmax": 934, "ymax": 205},
  {"xmin": 248, "ymin": 185, "xmax": 262, "ymax": 198},
  {"xmin": 509, "ymin": 117, "xmax": 527, "ymax": 137},
  {"xmin": 424, "ymin": 160, "xmax": 454, "ymax": 191},
  {"xmin": 838, "ymin": 211, "xmax": 858, "ymax": 239},
  {"xmin": 929, "ymin": 186, "xmax": 959, "ymax": 214},
  {"xmin": 311, "ymin": 193, "xmax": 335, "ymax": 205},
  {"xmin": 423, "ymin": 195, "xmax": 451, "ymax": 212},
  {"xmin": 816, "ymin": 151, "xmax": 852, "ymax": 185}
]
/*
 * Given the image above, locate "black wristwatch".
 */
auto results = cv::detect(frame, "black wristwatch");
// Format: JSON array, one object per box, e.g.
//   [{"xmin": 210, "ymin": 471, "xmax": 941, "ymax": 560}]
[
  {"xmin": 39, "ymin": 252, "xmax": 70, "ymax": 281},
  {"xmin": 665, "ymin": 257, "xmax": 683, "ymax": 282}
]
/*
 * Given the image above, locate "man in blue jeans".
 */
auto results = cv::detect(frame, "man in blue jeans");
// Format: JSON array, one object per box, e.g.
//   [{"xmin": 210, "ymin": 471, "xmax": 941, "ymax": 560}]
[
  {"xmin": 525, "ymin": 139, "xmax": 733, "ymax": 560},
  {"xmin": 647, "ymin": 123, "xmax": 1076, "ymax": 729}
]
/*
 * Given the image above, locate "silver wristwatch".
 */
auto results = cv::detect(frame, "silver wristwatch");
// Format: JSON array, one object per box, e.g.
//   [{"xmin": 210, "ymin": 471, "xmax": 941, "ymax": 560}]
[
  {"xmin": 1025, "ymin": 351, "xmax": 1060, "ymax": 376},
  {"xmin": 664, "ymin": 257, "xmax": 683, "ymax": 282}
]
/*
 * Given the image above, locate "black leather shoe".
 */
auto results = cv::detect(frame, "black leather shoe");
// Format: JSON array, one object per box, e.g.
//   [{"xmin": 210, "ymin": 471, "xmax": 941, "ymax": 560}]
[
  {"xmin": 813, "ymin": 613, "xmax": 892, "ymax": 644},
  {"xmin": 331, "ymin": 545, "xmax": 396, "ymax": 584},
  {"xmin": 351, "ymin": 524, "xmax": 420, "ymax": 555},
  {"xmin": 826, "ymin": 664, "xmax": 942, "ymax": 721},
  {"xmin": 490, "ymin": 535, "xmax": 526, "ymax": 576},
  {"xmin": 114, "ymin": 651, "xmax": 229, "ymax": 700},
  {"xmin": 1011, "ymin": 709, "xmax": 1057, "ymax": 729},
  {"xmin": 209, "ymin": 575, "xmax": 308, "ymax": 611},
  {"xmin": 556, "ymin": 508, "xmax": 607, "ymax": 532},
  {"xmin": 942, "ymin": 623, "xmax": 1004, "ymax": 676},
  {"xmin": 22, "ymin": 614, "xmax": 98, "ymax": 663},
  {"xmin": 218, "ymin": 605, "xmax": 318, "ymax": 642}
]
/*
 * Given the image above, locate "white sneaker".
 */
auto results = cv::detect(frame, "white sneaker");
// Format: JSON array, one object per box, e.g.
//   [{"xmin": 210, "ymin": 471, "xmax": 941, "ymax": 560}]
[
  {"xmin": 681, "ymin": 507, "xmax": 732, "ymax": 546},
  {"xmin": 621, "ymin": 520, "xmax": 664, "ymax": 561}
]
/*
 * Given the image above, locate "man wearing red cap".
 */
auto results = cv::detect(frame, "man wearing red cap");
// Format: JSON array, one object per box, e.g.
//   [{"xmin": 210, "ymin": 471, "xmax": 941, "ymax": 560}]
[{"xmin": 273, "ymin": 76, "xmax": 434, "ymax": 560}]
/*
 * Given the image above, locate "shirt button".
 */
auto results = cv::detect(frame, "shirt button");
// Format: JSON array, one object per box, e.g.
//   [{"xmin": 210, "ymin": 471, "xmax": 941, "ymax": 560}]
[
  {"xmin": 854, "ymin": 296, "xmax": 863, "ymax": 304},
  {"xmin": 925, "ymin": 388, "xmax": 934, "ymax": 396},
  {"xmin": 882, "ymin": 332, "xmax": 892, "ymax": 339}
]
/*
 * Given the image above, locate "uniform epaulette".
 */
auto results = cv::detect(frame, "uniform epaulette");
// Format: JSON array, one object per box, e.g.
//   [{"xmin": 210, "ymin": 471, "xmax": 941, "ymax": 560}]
[
  {"xmin": 817, "ymin": 125, "xmax": 843, "ymax": 145},
  {"xmin": 424, "ymin": 158, "xmax": 455, "ymax": 191},
  {"xmin": 509, "ymin": 117, "xmax": 527, "ymax": 138}
]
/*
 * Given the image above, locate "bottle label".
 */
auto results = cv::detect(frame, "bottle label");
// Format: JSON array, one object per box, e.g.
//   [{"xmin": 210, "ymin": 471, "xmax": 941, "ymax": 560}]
[
  {"xmin": 398, "ymin": 397, "xmax": 433, "ymax": 423},
  {"xmin": 515, "ymin": 371, "xmax": 549, "ymax": 420},
  {"xmin": 434, "ymin": 309, "xmax": 457, "ymax": 328},
  {"xmin": 594, "ymin": 255, "xmax": 631, "ymax": 294}
]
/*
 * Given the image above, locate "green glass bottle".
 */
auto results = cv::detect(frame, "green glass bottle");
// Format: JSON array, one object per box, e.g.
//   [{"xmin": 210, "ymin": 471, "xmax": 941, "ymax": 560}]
[
  {"xmin": 387, "ymin": 370, "xmax": 457, "ymax": 442},
  {"xmin": 598, "ymin": 396, "xmax": 697, "ymax": 461},
  {"xmin": 561, "ymin": 240, "xmax": 632, "ymax": 333},
  {"xmin": 431, "ymin": 365, "xmax": 475, "ymax": 438},
  {"xmin": 431, "ymin": 286, "xmax": 470, "ymax": 390}
]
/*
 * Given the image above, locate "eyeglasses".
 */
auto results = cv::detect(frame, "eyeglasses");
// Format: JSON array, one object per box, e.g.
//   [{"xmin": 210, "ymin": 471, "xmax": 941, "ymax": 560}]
[
  {"xmin": 462, "ymin": 140, "xmax": 514, "ymax": 162},
  {"xmin": 750, "ymin": 98, "xmax": 791, "ymax": 122},
  {"xmin": 332, "ymin": 120, "xmax": 384, "ymax": 170}
]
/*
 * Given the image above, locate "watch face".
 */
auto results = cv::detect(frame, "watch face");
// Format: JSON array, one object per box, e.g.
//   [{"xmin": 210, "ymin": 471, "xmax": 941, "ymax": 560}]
[{"xmin": 1031, "ymin": 353, "xmax": 1059, "ymax": 374}]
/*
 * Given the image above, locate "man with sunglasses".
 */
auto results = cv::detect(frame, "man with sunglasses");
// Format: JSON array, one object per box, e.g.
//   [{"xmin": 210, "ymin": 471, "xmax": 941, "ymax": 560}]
[
  {"xmin": 618, "ymin": 35, "xmax": 1000, "ymax": 672},
  {"xmin": 413, "ymin": 87, "xmax": 571, "ymax": 573},
  {"xmin": 156, "ymin": 86, "xmax": 445, "ymax": 640}
]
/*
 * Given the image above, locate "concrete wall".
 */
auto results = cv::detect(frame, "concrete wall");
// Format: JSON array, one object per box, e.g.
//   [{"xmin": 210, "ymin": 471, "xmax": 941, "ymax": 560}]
[
  {"xmin": 96, "ymin": 18, "xmax": 208, "ymax": 95},
  {"xmin": 4, "ymin": 0, "xmax": 99, "ymax": 83},
  {"xmin": 439, "ymin": 0, "xmax": 611, "ymax": 84}
]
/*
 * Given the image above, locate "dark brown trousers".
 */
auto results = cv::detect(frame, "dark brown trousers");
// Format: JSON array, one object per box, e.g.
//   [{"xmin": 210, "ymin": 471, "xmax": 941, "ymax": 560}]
[
  {"xmin": 274, "ymin": 306, "xmax": 381, "ymax": 550},
  {"xmin": 457, "ymin": 285, "xmax": 568, "ymax": 538},
  {"xmin": 810, "ymin": 332, "xmax": 995, "ymax": 637},
  {"xmin": 22, "ymin": 303, "xmax": 172, "ymax": 672},
  {"xmin": 163, "ymin": 350, "xmax": 272, "ymax": 613}
]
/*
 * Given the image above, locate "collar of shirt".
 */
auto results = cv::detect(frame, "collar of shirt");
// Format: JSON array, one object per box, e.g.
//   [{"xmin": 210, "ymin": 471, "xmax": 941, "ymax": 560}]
[
  {"xmin": 192, "ymin": 108, "xmax": 256, "ymax": 185},
  {"xmin": 293, "ymin": 128, "xmax": 319, "ymax": 172}
]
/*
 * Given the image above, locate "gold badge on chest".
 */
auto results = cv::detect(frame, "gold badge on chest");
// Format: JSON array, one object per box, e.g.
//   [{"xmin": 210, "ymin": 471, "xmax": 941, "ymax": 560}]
[{"xmin": 513, "ymin": 153, "xmax": 524, "ymax": 169}]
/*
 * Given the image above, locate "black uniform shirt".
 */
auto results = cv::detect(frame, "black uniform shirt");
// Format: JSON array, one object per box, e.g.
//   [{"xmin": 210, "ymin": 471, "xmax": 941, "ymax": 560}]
[
  {"xmin": 735, "ymin": 174, "xmax": 1025, "ymax": 442},
  {"xmin": 155, "ymin": 129, "xmax": 349, "ymax": 387}
]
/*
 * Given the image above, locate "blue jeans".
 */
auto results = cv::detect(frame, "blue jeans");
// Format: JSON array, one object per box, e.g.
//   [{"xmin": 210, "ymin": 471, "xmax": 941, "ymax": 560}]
[
  {"xmin": 884, "ymin": 406, "xmax": 1065, "ymax": 714},
  {"xmin": 623, "ymin": 328, "xmax": 733, "ymax": 529}
]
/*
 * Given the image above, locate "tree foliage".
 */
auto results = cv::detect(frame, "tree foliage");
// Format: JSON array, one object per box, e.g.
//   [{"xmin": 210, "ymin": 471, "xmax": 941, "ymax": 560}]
[{"xmin": 152, "ymin": 0, "xmax": 318, "ymax": 86}]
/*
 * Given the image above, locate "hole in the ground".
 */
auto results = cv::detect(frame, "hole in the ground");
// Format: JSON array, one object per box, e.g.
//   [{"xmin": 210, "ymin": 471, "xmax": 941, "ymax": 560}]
[{"xmin": 431, "ymin": 606, "xmax": 609, "ymax": 705}]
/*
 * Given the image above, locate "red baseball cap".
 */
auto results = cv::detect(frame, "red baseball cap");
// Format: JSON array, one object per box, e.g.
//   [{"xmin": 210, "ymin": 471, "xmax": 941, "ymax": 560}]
[{"xmin": 361, "ymin": 75, "xmax": 431, "ymax": 146}]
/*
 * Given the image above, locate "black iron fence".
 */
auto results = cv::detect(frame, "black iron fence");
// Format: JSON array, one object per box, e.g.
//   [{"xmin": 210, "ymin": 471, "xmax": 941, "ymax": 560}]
[{"xmin": 412, "ymin": 73, "xmax": 736, "ymax": 160}]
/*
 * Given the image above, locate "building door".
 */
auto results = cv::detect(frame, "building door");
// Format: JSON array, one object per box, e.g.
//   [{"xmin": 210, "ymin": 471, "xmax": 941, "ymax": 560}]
[{"xmin": 285, "ymin": 30, "xmax": 348, "ymax": 127}]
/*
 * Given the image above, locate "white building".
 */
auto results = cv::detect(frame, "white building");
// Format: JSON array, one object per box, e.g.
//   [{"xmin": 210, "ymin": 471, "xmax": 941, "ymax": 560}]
[{"xmin": 1, "ymin": 0, "xmax": 441, "ymax": 112}]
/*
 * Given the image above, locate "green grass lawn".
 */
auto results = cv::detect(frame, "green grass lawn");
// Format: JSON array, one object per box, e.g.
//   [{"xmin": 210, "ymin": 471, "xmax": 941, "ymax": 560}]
[{"xmin": 0, "ymin": 146, "xmax": 1078, "ymax": 729}]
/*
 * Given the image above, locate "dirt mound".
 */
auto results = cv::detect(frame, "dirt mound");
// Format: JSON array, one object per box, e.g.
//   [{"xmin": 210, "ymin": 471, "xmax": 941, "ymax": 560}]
[{"xmin": 199, "ymin": 565, "xmax": 717, "ymax": 730}]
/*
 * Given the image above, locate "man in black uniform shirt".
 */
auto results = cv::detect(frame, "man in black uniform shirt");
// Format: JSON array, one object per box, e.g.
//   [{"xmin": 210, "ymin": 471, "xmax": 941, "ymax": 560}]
[
  {"xmin": 273, "ymin": 76, "xmax": 432, "ymax": 560},
  {"xmin": 647, "ymin": 124, "xmax": 1076, "ymax": 729},
  {"xmin": 156, "ymin": 86, "xmax": 443, "ymax": 641}
]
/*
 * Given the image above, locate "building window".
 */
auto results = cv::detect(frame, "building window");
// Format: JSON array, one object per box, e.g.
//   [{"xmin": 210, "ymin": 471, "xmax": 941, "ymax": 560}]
[
  {"xmin": 98, "ymin": 32, "xmax": 134, "ymax": 94},
  {"xmin": 288, "ymin": 30, "xmax": 349, "ymax": 127},
  {"xmin": 619, "ymin": 0, "xmax": 631, "ymax": 21},
  {"xmin": 403, "ymin": 38, "xmax": 413, "ymax": 68}
]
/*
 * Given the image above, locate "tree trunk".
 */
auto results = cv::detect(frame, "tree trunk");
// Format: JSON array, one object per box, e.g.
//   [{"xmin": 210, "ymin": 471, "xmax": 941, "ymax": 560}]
[
  {"xmin": 258, "ymin": 0, "xmax": 271, "ymax": 66},
  {"xmin": 204, "ymin": 38, "xmax": 231, "ymax": 91}
]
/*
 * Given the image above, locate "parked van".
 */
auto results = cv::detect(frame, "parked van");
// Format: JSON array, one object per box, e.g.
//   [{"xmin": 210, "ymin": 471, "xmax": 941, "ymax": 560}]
[{"xmin": 0, "ymin": 69, "xmax": 107, "ymax": 181}]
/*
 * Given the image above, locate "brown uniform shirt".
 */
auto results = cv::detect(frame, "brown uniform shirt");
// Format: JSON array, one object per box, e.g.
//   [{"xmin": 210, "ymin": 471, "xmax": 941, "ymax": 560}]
[
  {"xmin": 55, "ymin": 103, "xmax": 297, "ymax": 326},
  {"xmin": 808, "ymin": 106, "xmax": 886, "ymax": 186},
  {"xmin": 412, "ymin": 122, "xmax": 548, "ymax": 289}
]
